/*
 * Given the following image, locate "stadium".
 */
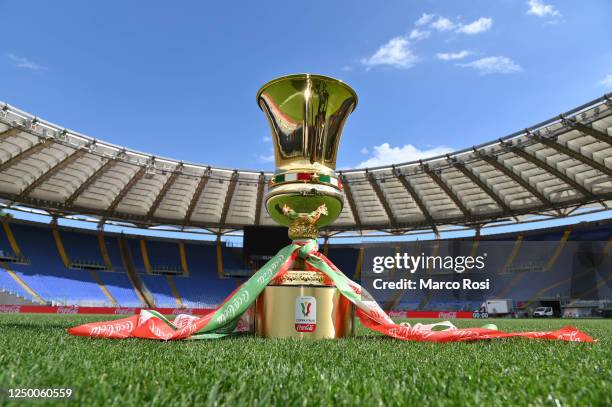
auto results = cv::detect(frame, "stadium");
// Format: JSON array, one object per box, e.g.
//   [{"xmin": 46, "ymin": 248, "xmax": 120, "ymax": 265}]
[
  {"xmin": 1, "ymin": 2, "xmax": 611, "ymax": 406},
  {"xmin": 1, "ymin": 92, "xmax": 611, "ymax": 313}
]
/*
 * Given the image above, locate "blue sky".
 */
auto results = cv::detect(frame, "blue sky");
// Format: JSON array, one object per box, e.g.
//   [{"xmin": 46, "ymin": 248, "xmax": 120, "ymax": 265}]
[
  {"xmin": 1, "ymin": 0, "xmax": 612, "ymax": 241},
  {"xmin": 1, "ymin": 0, "xmax": 611, "ymax": 171}
]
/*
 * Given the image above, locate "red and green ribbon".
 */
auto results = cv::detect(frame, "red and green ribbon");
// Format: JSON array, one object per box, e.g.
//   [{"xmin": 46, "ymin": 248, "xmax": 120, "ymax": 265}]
[{"xmin": 68, "ymin": 240, "xmax": 595, "ymax": 342}]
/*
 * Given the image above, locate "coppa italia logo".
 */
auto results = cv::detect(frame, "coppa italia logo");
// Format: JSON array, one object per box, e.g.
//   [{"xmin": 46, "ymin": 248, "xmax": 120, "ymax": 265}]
[{"xmin": 295, "ymin": 296, "xmax": 316, "ymax": 332}]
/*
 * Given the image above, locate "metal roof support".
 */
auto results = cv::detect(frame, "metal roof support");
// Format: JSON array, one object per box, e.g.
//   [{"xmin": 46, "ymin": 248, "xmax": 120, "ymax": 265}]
[
  {"xmin": 253, "ymin": 172, "xmax": 266, "ymax": 225},
  {"xmin": 566, "ymin": 204, "xmax": 586, "ymax": 216},
  {"xmin": 340, "ymin": 174, "xmax": 362, "ymax": 230},
  {"xmin": 0, "ymin": 97, "xmax": 611, "ymax": 234},
  {"xmin": 99, "ymin": 166, "xmax": 146, "ymax": 225},
  {"xmin": 0, "ymin": 139, "xmax": 51, "ymax": 173},
  {"xmin": 367, "ymin": 172, "xmax": 397, "ymax": 229},
  {"xmin": 561, "ymin": 116, "xmax": 612, "ymax": 146},
  {"xmin": 452, "ymin": 162, "xmax": 511, "ymax": 215},
  {"xmin": 536, "ymin": 135, "xmax": 612, "ymax": 178},
  {"xmin": 395, "ymin": 170, "xmax": 437, "ymax": 234},
  {"xmin": 16, "ymin": 148, "xmax": 86, "ymax": 201},
  {"xmin": 0, "ymin": 127, "xmax": 22, "ymax": 140},
  {"xmin": 509, "ymin": 145, "xmax": 594, "ymax": 198},
  {"xmin": 218, "ymin": 170, "xmax": 239, "ymax": 230},
  {"xmin": 426, "ymin": 168, "xmax": 471, "ymax": 217},
  {"xmin": 183, "ymin": 168, "xmax": 210, "ymax": 226},
  {"xmin": 478, "ymin": 153, "xmax": 553, "ymax": 207},
  {"xmin": 434, "ymin": 228, "xmax": 441, "ymax": 240},
  {"xmin": 145, "ymin": 164, "xmax": 182, "ymax": 222},
  {"xmin": 65, "ymin": 158, "xmax": 117, "ymax": 208}
]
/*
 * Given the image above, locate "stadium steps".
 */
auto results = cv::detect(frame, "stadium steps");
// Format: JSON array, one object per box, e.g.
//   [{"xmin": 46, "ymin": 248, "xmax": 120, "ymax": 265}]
[
  {"xmin": 139, "ymin": 239, "xmax": 154, "ymax": 274},
  {"xmin": 581, "ymin": 238, "xmax": 612, "ymax": 298},
  {"xmin": 97, "ymin": 232, "xmax": 115, "ymax": 270},
  {"xmin": 583, "ymin": 268, "xmax": 612, "ymax": 299},
  {"xmin": 96, "ymin": 271, "xmax": 143, "ymax": 307},
  {"xmin": 522, "ymin": 267, "xmax": 594, "ymax": 308},
  {"xmin": 52, "ymin": 226, "xmax": 118, "ymax": 306},
  {"xmin": 8, "ymin": 224, "xmax": 108, "ymax": 305},
  {"xmin": 0, "ymin": 261, "xmax": 45, "ymax": 304},
  {"xmin": 165, "ymin": 275, "xmax": 184, "ymax": 307},
  {"xmin": 178, "ymin": 241, "xmax": 189, "ymax": 276},
  {"xmin": 137, "ymin": 239, "xmax": 185, "ymax": 306},
  {"xmin": 173, "ymin": 241, "xmax": 236, "ymax": 307},
  {"xmin": 139, "ymin": 274, "xmax": 178, "ymax": 307},
  {"xmin": 495, "ymin": 229, "xmax": 571, "ymax": 299},
  {"xmin": 544, "ymin": 229, "xmax": 572, "ymax": 271},
  {"xmin": 2, "ymin": 218, "xmax": 23, "ymax": 258},
  {"xmin": 51, "ymin": 227, "xmax": 71, "ymax": 268},
  {"xmin": 145, "ymin": 239, "xmax": 184, "ymax": 274},
  {"xmin": 117, "ymin": 235, "xmax": 155, "ymax": 307},
  {"xmin": 100, "ymin": 233, "xmax": 125, "ymax": 272},
  {"xmin": 88, "ymin": 270, "xmax": 118, "ymax": 306},
  {"xmin": 494, "ymin": 235, "xmax": 525, "ymax": 299}
]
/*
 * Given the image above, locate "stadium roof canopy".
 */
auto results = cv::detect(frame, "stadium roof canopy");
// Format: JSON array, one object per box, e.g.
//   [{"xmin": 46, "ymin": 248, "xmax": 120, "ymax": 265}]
[{"xmin": 0, "ymin": 94, "xmax": 611, "ymax": 237}]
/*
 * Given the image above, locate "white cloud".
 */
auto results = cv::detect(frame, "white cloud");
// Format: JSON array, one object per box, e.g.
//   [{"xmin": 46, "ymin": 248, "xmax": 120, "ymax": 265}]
[
  {"xmin": 599, "ymin": 74, "xmax": 612, "ymax": 88},
  {"xmin": 431, "ymin": 17, "xmax": 456, "ymax": 32},
  {"xmin": 259, "ymin": 139, "xmax": 274, "ymax": 162},
  {"xmin": 526, "ymin": 0, "xmax": 561, "ymax": 17},
  {"xmin": 7, "ymin": 54, "xmax": 46, "ymax": 70},
  {"xmin": 458, "ymin": 56, "xmax": 523, "ymax": 75},
  {"xmin": 358, "ymin": 143, "xmax": 453, "ymax": 168},
  {"xmin": 437, "ymin": 50, "xmax": 472, "ymax": 61},
  {"xmin": 415, "ymin": 13, "xmax": 435, "ymax": 27},
  {"xmin": 428, "ymin": 15, "xmax": 493, "ymax": 35},
  {"xmin": 361, "ymin": 37, "xmax": 418, "ymax": 69},
  {"xmin": 342, "ymin": 65, "xmax": 353, "ymax": 71},
  {"xmin": 456, "ymin": 17, "xmax": 493, "ymax": 35},
  {"xmin": 259, "ymin": 153, "xmax": 274, "ymax": 163},
  {"xmin": 409, "ymin": 28, "xmax": 430, "ymax": 41},
  {"xmin": 358, "ymin": 14, "xmax": 493, "ymax": 71},
  {"xmin": 360, "ymin": 147, "xmax": 369, "ymax": 155}
]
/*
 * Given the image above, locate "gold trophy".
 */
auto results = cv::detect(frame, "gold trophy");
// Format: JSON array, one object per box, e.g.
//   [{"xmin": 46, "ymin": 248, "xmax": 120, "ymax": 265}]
[{"xmin": 255, "ymin": 74, "xmax": 358, "ymax": 338}]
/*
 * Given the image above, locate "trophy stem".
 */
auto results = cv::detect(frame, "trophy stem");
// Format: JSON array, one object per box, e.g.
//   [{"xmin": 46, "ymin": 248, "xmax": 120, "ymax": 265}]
[{"xmin": 283, "ymin": 203, "xmax": 328, "ymax": 240}]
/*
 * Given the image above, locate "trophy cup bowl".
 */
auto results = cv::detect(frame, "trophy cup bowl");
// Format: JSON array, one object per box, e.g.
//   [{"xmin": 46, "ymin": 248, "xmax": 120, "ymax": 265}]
[
  {"xmin": 257, "ymin": 74, "xmax": 358, "ymax": 233},
  {"xmin": 255, "ymin": 74, "xmax": 357, "ymax": 338}
]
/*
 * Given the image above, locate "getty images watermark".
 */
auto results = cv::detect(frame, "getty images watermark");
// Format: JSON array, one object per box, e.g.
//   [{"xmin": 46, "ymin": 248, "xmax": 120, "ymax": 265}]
[
  {"xmin": 369, "ymin": 251, "xmax": 490, "ymax": 290},
  {"xmin": 360, "ymin": 239, "xmax": 610, "ymax": 305}
]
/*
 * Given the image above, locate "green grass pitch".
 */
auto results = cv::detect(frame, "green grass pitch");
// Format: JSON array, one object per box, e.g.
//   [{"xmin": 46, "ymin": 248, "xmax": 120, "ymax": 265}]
[{"xmin": 0, "ymin": 314, "xmax": 610, "ymax": 406}]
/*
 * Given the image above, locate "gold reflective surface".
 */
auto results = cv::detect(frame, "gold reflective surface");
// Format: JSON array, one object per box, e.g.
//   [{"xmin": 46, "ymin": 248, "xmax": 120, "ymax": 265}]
[
  {"xmin": 255, "ymin": 75, "xmax": 357, "ymax": 339},
  {"xmin": 255, "ymin": 285, "xmax": 354, "ymax": 339},
  {"xmin": 258, "ymin": 74, "xmax": 358, "ymax": 228},
  {"xmin": 265, "ymin": 186, "xmax": 344, "ymax": 228},
  {"xmin": 257, "ymin": 74, "xmax": 357, "ymax": 173},
  {"xmin": 276, "ymin": 270, "xmax": 327, "ymax": 285}
]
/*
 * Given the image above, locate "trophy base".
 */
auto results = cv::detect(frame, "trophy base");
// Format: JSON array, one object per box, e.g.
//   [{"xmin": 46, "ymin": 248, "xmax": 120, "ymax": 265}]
[{"xmin": 255, "ymin": 284, "xmax": 354, "ymax": 339}]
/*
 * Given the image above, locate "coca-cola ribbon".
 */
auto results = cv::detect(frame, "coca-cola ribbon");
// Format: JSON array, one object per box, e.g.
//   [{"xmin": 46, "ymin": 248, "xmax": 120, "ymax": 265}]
[{"xmin": 68, "ymin": 240, "xmax": 595, "ymax": 343}]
